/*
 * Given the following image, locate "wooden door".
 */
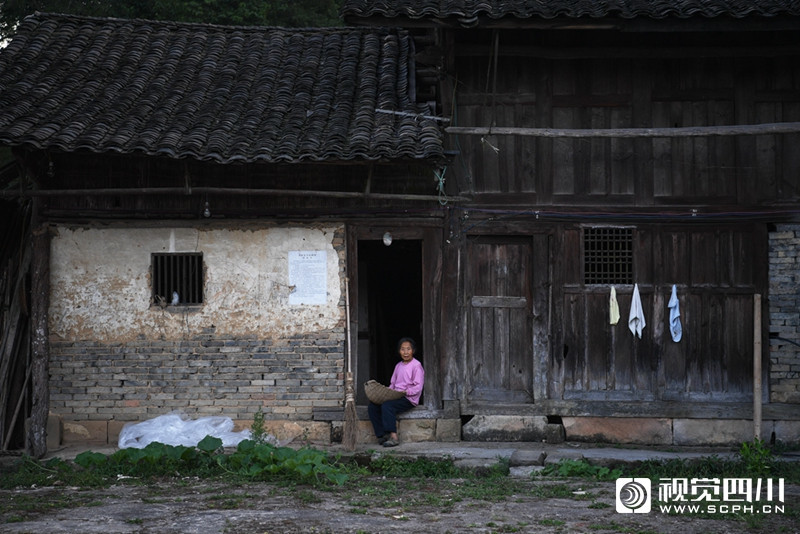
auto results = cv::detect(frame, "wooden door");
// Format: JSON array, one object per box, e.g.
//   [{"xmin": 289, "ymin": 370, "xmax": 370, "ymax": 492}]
[{"xmin": 466, "ymin": 236, "xmax": 534, "ymax": 402}]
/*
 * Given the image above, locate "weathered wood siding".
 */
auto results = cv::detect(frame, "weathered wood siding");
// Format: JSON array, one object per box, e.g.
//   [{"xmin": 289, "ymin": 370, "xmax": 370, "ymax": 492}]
[
  {"xmin": 465, "ymin": 236, "xmax": 534, "ymax": 402},
  {"xmin": 450, "ymin": 48, "xmax": 800, "ymax": 205},
  {"xmin": 550, "ymin": 224, "xmax": 766, "ymax": 403},
  {"xmin": 35, "ymin": 153, "xmax": 439, "ymax": 218}
]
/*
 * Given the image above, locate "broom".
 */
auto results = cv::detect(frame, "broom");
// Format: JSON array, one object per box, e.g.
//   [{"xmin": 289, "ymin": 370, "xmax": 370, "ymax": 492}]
[{"xmin": 342, "ymin": 275, "xmax": 358, "ymax": 450}]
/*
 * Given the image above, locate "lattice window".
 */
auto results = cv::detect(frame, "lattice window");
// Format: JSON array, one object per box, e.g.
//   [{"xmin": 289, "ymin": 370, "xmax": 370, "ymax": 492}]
[
  {"xmin": 583, "ymin": 227, "xmax": 633, "ymax": 285},
  {"xmin": 152, "ymin": 253, "xmax": 204, "ymax": 306}
]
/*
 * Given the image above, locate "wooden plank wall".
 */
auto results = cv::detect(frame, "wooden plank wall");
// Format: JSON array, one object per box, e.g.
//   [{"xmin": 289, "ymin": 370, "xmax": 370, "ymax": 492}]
[
  {"xmin": 33, "ymin": 154, "xmax": 440, "ymax": 218},
  {"xmin": 550, "ymin": 223, "xmax": 766, "ymax": 403},
  {"xmin": 0, "ymin": 201, "xmax": 31, "ymax": 451},
  {"xmin": 450, "ymin": 51, "xmax": 800, "ymax": 205}
]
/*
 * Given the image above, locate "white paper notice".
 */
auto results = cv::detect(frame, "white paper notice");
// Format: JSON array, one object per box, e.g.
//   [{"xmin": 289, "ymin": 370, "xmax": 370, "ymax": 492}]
[{"xmin": 288, "ymin": 251, "xmax": 327, "ymax": 305}]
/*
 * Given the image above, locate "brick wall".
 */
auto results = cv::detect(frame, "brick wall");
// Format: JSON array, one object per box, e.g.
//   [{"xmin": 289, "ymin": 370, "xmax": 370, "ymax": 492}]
[
  {"xmin": 768, "ymin": 224, "xmax": 800, "ymax": 403},
  {"xmin": 49, "ymin": 330, "xmax": 345, "ymax": 423}
]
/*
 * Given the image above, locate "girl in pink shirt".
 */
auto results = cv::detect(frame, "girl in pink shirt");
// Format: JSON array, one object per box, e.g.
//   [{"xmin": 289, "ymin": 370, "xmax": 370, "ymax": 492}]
[{"xmin": 367, "ymin": 337, "xmax": 424, "ymax": 447}]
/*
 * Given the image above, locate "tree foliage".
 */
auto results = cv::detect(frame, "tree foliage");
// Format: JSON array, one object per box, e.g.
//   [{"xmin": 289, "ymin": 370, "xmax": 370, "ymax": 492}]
[{"xmin": 1, "ymin": 0, "xmax": 343, "ymax": 39}]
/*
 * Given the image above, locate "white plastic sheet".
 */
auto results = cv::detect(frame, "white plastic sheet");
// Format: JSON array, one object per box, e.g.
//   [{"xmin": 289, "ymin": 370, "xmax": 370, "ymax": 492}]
[{"xmin": 118, "ymin": 412, "xmax": 252, "ymax": 449}]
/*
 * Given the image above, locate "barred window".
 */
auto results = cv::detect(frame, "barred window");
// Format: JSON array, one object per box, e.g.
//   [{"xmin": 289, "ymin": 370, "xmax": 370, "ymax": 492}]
[
  {"xmin": 583, "ymin": 227, "xmax": 633, "ymax": 285},
  {"xmin": 152, "ymin": 253, "xmax": 204, "ymax": 306}
]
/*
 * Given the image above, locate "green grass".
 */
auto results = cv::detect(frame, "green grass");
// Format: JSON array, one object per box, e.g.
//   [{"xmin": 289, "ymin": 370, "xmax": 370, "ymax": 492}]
[
  {"xmin": 0, "ymin": 438, "xmax": 355, "ymax": 491},
  {"xmin": 540, "ymin": 439, "xmax": 800, "ymax": 485},
  {"xmin": 0, "ymin": 490, "xmax": 113, "ymax": 523},
  {"xmin": 538, "ymin": 518, "xmax": 566, "ymax": 527},
  {"xmin": 2, "ymin": 438, "xmax": 797, "ymax": 531}
]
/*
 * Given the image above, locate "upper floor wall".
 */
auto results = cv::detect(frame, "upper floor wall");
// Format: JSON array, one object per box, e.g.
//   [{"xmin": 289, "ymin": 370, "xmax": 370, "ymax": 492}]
[{"xmin": 440, "ymin": 28, "xmax": 800, "ymax": 208}]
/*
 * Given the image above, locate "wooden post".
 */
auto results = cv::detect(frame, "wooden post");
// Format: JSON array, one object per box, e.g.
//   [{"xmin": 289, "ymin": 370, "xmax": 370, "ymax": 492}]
[
  {"xmin": 753, "ymin": 293, "xmax": 762, "ymax": 442},
  {"xmin": 27, "ymin": 223, "xmax": 50, "ymax": 458},
  {"xmin": 440, "ymin": 207, "xmax": 462, "ymax": 401}
]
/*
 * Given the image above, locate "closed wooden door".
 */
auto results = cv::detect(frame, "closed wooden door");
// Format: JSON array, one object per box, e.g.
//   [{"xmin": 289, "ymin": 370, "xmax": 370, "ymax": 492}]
[{"xmin": 466, "ymin": 236, "xmax": 534, "ymax": 402}]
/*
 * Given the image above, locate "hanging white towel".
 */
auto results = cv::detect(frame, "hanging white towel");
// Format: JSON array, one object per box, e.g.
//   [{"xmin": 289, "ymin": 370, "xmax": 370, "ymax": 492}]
[
  {"xmin": 628, "ymin": 283, "xmax": 646, "ymax": 338},
  {"xmin": 609, "ymin": 287, "xmax": 620, "ymax": 325},
  {"xmin": 668, "ymin": 284, "xmax": 682, "ymax": 342}
]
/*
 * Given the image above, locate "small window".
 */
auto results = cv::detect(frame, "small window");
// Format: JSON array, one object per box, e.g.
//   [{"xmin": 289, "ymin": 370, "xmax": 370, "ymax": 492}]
[
  {"xmin": 152, "ymin": 253, "xmax": 204, "ymax": 306},
  {"xmin": 584, "ymin": 227, "xmax": 633, "ymax": 285}
]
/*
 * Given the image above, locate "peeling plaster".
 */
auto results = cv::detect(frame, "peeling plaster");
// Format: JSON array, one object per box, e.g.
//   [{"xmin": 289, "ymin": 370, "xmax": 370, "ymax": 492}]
[{"xmin": 49, "ymin": 225, "xmax": 344, "ymax": 342}]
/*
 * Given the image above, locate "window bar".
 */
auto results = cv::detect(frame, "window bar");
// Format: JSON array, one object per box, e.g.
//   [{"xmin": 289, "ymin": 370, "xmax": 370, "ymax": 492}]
[
  {"xmin": 192, "ymin": 255, "xmax": 199, "ymax": 304},
  {"xmin": 180, "ymin": 254, "xmax": 186, "ymax": 305},
  {"xmin": 171, "ymin": 255, "xmax": 177, "ymax": 303},
  {"xmin": 159, "ymin": 254, "xmax": 165, "ymax": 302}
]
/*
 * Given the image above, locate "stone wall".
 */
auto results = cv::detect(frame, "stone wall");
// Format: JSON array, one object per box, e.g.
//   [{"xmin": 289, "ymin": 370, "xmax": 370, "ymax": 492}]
[{"xmin": 768, "ymin": 225, "xmax": 800, "ymax": 404}]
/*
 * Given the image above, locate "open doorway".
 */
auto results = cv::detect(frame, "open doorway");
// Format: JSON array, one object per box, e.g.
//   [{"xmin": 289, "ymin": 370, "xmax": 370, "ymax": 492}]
[{"xmin": 356, "ymin": 239, "xmax": 423, "ymax": 405}]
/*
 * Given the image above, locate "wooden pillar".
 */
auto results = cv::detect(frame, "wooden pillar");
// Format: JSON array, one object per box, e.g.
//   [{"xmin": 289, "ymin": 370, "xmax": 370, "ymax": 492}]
[
  {"xmin": 27, "ymin": 220, "xmax": 50, "ymax": 458},
  {"xmin": 753, "ymin": 293, "xmax": 762, "ymax": 442},
  {"xmin": 440, "ymin": 207, "xmax": 463, "ymax": 401}
]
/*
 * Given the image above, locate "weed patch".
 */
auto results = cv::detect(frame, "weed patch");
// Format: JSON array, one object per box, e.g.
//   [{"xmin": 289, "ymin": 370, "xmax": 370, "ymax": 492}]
[
  {"xmin": 538, "ymin": 518, "xmax": 566, "ymax": 526},
  {"xmin": 369, "ymin": 455, "xmax": 466, "ymax": 478},
  {"xmin": 1, "ymin": 437, "xmax": 350, "ymax": 491},
  {"xmin": 539, "ymin": 459, "xmax": 623, "ymax": 481}
]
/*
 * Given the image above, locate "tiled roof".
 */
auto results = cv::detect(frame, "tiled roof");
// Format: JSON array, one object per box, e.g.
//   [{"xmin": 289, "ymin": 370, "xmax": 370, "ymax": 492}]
[
  {"xmin": 0, "ymin": 13, "xmax": 443, "ymax": 164},
  {"xmin": 341, "ymin": 0, "xmax": 800, "ymax": 21}
]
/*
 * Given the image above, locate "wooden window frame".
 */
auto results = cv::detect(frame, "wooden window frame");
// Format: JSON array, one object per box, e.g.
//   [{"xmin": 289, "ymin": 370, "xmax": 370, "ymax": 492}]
[{"xmin": 583, "ymin": 226, "xmax": 634, "ymax": 285}]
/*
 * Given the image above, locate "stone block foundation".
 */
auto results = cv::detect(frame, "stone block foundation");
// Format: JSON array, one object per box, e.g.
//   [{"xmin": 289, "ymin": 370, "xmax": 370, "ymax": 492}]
[
  {"xmin": 48, "ymin": 414, "xmax": 800, "ymax": 448},
  {"xmin": 564, "ymin": 417, "xmax": 799, "ymax": 446},
  {"xmin": 52, "ymin": 415, "xmax": 459, "ymax": 448}
]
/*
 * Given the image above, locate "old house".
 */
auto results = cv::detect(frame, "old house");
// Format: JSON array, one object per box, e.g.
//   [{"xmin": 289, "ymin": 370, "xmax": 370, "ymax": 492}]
[
  {"xmin": 0, "ymin": 13, "xmax": 446, "ymax": 454},
  {"xmin": 338, "ymin": 0, "xmax": 800, "ymax": 445},
  {"xmin": 1, "ymin": 0, "xmax": 800, "ymax": 455}
]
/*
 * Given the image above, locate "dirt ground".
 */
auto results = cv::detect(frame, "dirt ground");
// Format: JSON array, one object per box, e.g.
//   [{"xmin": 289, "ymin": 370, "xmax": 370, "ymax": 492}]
[{"xmin": 1, "ymin": 475, "xmax": 797, "ymax": 534}]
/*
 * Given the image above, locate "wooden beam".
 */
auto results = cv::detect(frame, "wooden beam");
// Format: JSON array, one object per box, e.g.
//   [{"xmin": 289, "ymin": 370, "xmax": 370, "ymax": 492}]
[
  {"xmin": 754, "ymin": 294, "xmax": 763, "ymax": 440},
  {"xmin": 446, "ymin": 122, "xmax": 800, "ymax": 138},
  {"xmin": 462, "ymin": 399, "xmax": 800, "ymax": 420},
  {"xmin": 456, "ymin": 44, "xmax": 800, "ymax": 59},
  {"xmin": 471, "ymin": 296, "xmax": 527, "ymax": 308},
  {"xmin": 0, "ymin": 186, "xmax": 468, "ymax": 202}
]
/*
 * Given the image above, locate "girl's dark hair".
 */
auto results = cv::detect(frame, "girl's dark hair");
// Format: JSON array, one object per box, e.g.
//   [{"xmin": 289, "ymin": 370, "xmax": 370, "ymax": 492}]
[{"xmin": 397, "ymin": 337, "xmax": 417, "ymax": 353}]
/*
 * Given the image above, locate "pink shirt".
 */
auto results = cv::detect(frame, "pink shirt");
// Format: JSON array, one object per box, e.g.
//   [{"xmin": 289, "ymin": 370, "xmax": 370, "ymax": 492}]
[{"xmin": 390, "ymin": 357, "xmax": 425, "ymax": 405}]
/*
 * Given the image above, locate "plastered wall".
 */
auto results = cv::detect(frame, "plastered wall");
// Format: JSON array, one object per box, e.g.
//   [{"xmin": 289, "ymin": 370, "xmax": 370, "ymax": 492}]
[{"xmin": 49, "ymin": 224, "xmax": 344, "ymax": 342}]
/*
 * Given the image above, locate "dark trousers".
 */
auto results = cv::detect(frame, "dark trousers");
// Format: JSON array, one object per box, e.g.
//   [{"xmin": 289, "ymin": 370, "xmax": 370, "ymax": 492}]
[{"xmin": 368, "ymin": 398, "xmax": 414, "ymax": 437}]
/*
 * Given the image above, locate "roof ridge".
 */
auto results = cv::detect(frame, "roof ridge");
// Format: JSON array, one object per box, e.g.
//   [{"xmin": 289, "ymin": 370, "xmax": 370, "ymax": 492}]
[{"xmin": 28, "ymin": 11, "xmax": 398, "ymax": 34}]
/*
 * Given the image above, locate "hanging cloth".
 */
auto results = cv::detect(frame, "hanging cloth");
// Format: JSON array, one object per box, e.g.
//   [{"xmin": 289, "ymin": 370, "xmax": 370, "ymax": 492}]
[
  {"xmin": 609, "ymin": 287, "xmax": 620, "ymax": 325},
  {"xmin": 668, "ymin": 284, "xmax": 682, "ymax": 342},
  {"xmin": 628, "ymin": 283, "xmax": 646, "ymax": 338}
]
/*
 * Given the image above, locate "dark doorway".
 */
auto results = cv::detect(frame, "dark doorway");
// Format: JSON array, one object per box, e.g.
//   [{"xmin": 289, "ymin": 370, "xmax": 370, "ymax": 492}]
[{"xmin": 356, "ymin": 239, "xmax": 423, "ymax": 404}]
